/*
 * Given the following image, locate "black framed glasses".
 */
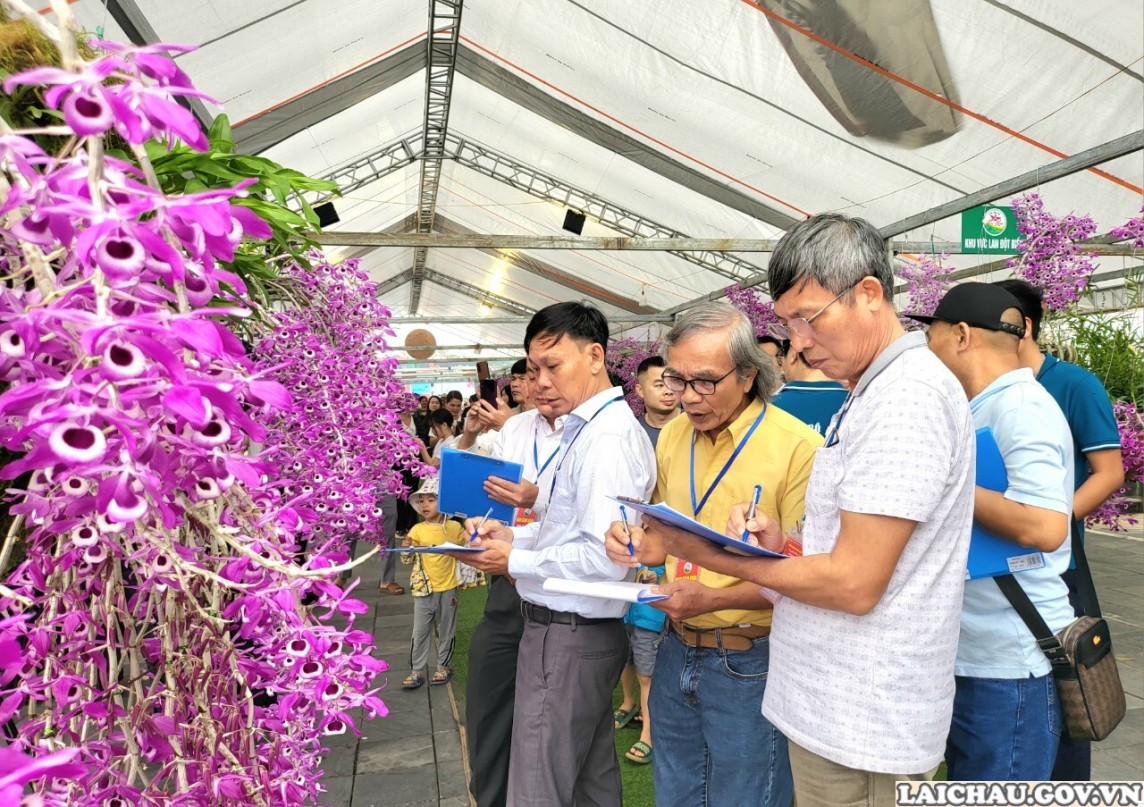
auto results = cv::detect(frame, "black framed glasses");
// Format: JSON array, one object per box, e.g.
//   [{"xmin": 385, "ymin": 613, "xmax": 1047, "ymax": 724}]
[{"xmin": 661, "ymin": 367, "xmax": 736, "ymax": 396}]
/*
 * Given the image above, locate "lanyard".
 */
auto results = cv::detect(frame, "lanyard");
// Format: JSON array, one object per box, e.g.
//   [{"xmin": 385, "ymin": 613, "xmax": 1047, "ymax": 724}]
[
  {"xmin": 824, "ymin": 393, "xmax": 853, "ymax": 448},
  {"xmin": 546, "ymin": 395, "xmax": 624, "ymax": 502},
  {"xmin": 689, "ymin": 403, "xmax": 767, "ymax": 517},
  {"xmin": 531, "ymin": 428, "xmax": 560, "ymax": 484}
]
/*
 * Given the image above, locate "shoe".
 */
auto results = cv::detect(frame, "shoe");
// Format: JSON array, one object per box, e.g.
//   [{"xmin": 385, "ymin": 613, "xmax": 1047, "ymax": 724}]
[
  {"xmin": 625, "ymin": 740, "xmax": 652, "ymax": 764},
  {"xmin": 402, "ymin": 674, "xmax": 424, "ymax": 690},
  {"xmin": 380, "ymin": 582, "xmax": 405, "ymax": 595},
  {"xmin": 430, "ymin": 669, "xmax": 451, "ymax": 686},
  {"xmin": 613, "ymin": 705, "xmax": 640, "ymax": 730}
]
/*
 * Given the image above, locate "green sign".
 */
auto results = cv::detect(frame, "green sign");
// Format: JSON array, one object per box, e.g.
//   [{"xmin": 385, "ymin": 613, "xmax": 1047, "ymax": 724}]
[{"xmin": 960, "ymin": 205, "xmax": 1023, "ymax": 254}]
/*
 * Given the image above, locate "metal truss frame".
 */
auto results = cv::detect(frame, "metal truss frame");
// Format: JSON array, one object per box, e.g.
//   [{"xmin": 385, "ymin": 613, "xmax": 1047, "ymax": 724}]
[{"xmin": 410, "ymin": 0, "xmax": 464, "ymax": 315}]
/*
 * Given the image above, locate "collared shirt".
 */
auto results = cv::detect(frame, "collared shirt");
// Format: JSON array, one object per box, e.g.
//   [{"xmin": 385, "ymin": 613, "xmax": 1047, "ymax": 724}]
[
  {"xmin": 764, "ymin": 331, "xmax": 975, "ymax": 775},
  {"xmin": 491, "ymin": 408, "xmax": 566, "ymax": 519},
  {"xmin": 771, "ymin": 380, "xmax": 849, "ymax": 436},
  {"xmin": 658, "ymin": 398, "xmax": 821, "ymax": 629},
  {"xmin": 959, "ymin": 368, "xmax": 1075, "ymax": 678},
  {"xmin": 507, "ymin": 387, "xmax": 657, "ymax": 618},
  {"xmin": 1036, "ymin": 353, "xmax": 1121, "ymax": 545}
]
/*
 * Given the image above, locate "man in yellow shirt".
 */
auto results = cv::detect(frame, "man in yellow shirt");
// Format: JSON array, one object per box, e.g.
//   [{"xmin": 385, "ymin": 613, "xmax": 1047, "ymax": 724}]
[{"xmin": 606, "ymin": 302, "xmax": 821, "ymax": 806}]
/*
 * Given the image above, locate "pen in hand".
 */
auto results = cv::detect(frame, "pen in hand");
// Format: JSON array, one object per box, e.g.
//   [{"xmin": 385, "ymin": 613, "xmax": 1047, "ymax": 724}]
[
  {"xmin": 471, "ymin": 507, "xmax": 494, "ymax": 544},
  {"xmin": 619, "ymin": 504, "xmax": 635, "ymax": 556},
  {"xmin": 741, "ymin": 484, "xmax": 762, "ymax": 543}
]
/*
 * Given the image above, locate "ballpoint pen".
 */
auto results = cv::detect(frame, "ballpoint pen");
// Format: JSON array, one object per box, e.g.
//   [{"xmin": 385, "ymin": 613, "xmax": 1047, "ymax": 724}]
[
  {"xmin": 741, "ymin": 484, "xmax": 762, "ymax": 543},
  {"xmin": 470, "ymin": 507, "xmax": 494, "ymax": 544},
  {"xmin": 619, "ymin": 504, "xmax": 635, "ymax": 556}
]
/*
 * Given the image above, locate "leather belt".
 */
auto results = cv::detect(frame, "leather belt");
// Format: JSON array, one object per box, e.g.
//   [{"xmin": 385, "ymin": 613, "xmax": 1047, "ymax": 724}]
[
  {"xmin": 670, "ymin": 620, "xmax": 770, "ymax": 652},
  {"xmin": 520, "ymin": 601, "xmax": 621, "ymax": 627}
]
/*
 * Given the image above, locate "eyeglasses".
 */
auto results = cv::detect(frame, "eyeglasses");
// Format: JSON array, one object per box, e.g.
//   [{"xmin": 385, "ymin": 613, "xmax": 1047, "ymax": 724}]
[
  {"xmin": 767, "ymin": 283, "xmax": 856, "ymax": 341},
  {"xmin": 661, "ymin": 367, "xmax": 736, "ymax": 396}
]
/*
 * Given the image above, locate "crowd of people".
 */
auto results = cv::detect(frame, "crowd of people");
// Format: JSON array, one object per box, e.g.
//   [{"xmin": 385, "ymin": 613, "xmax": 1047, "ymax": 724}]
[{"xmin": 378, "ymin": 212, "xmax": 1124, "ymax": 807}]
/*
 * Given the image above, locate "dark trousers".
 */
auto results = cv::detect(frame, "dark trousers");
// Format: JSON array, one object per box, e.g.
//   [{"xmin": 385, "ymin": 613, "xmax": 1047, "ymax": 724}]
[
  {"xmin": 509, "ymin": 615, "xmax": 628, "ymax": 806},
  {"xmin": 466, "ymin": 576, "xmax": 524, "ymax": 807}
]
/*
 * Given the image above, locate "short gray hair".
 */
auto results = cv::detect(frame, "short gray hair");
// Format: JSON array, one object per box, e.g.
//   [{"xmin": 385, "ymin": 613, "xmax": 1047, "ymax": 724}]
[
  {"xmin": 768, "ymin": 213, "xmax": 893, "ymax": 301},
  {"xmin": 665, "ymin": 303, "xmax": 778, "ymax": 403}
]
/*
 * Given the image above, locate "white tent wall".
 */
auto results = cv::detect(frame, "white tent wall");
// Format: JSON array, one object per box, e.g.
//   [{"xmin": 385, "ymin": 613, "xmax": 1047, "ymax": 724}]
[{"xmin": 53, "ymin": 0, "xmax": 1144, "ymax": 381}]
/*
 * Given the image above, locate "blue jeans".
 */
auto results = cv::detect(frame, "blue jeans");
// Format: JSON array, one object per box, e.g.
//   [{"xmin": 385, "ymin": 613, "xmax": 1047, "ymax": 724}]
[
  {"xmin": 650, "ymin": 629, "xmax": 792, "ymax": 806},
  {"xmin": 946, "ymin": 673, "xmax": 1062, "ymax": 781}
]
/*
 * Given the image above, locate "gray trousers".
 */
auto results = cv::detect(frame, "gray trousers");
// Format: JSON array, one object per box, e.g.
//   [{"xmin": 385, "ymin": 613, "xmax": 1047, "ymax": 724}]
[
  {"xmin": 410, "ymin": 590, "xmax": 458, "ymax": 674},
  {"xmin": 347, "ymin": 493, "xmax": 398, "ymax": 584},
  {"xmin": 508, "ymin": 618, "xmax": 628, "ymax": 807}
]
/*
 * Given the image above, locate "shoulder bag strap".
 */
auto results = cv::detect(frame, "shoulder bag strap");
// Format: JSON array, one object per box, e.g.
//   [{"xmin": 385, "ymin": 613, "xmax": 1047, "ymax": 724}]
[
  {"xmin": 995, "ymin": 573, "xmax": 1073, "ymax": 676},
  {"xmin": 1069, "ymin": 518, "xmax": 1103, "ymax": 618}
]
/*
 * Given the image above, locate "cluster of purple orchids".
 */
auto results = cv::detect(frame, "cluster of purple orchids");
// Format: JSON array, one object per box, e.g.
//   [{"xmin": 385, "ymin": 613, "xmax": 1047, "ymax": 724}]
[
  {"xmin": 252, "ymin": 257, "xmax": 429, "ymax": 549},
  {"xmin": 0, "ymin": 35, "xmax": 408, "ymax": 805},
  {"xmin": 1009, "ymin": 192, "xmax": 1099, "ymax": 312},
  {"xmin": 605, "ymin": 336, "xmax": 662, "ymax": 417},
  {"xmin": 897, "ymin": 253, "xmax": 952, "ymax": 329},
  {"xmin": 1087, "ymin": 402, "xmax": 1143, "ymax": 531},
  {"xmin": 724, "ymin": 283, "xmax": 778, "ymax": 339}
]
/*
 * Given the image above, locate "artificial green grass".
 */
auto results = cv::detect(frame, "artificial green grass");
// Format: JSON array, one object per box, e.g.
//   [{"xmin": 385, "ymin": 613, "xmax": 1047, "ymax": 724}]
[{"xmin": 451, "ymin": 583, "xmax": 657, "ymax": 805}]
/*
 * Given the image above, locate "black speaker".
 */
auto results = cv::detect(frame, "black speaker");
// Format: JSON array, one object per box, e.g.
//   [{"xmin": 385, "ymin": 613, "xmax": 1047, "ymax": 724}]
[
  {"xmin": 562, "ymin": 209, "xmax": 586, "ymax": 235},
  {"xmin": 315, "ymin": 201, "xmax": 340, "ymax": 228}
]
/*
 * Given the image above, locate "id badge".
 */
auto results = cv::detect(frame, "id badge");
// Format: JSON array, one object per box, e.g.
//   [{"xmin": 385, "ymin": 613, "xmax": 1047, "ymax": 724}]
[
  {"xmin": 674, "ymin": 559, "xmax": 700, "ymax": 581},
  {"xmin": 513, "ymin": 508, "xmax": 538, "ymax": 528}
]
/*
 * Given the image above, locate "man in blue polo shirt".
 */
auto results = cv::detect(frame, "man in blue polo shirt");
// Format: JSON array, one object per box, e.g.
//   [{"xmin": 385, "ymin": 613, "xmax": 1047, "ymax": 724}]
[
  {"xmin": 919, "ymin": 283, "xmax": 1074, "ymax": 781},
  {"xmin": 994, "ymin": 278, "xmax": 1124, "ymax": 781},
  {"xmin": 771, "ymin": 341, "xmax": 849, "ymax": 435}
]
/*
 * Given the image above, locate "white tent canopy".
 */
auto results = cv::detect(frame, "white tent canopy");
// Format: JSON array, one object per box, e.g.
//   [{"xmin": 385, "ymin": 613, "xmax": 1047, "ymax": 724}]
[{"xmin": 63, "ymin": 0, "xmax": 1144, "ymax": 375}]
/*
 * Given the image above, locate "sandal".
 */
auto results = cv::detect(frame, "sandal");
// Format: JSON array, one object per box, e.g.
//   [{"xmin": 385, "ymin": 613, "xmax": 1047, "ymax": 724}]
[
  {"xmin": 625, "ymin": 740, "xmax": 652, "ymax": 764},
  {"xmin": 401, "ymin": 673, "xmax": 424, "ymax": 690},
  {"xmin": 380, "ymin": 582, "xmax": 405, "ymax": 595},
  {"xmin": 613, "ymin": 705, "xmax": 640, "ymax": 730},
  {"xmin": 430, "ymin": 669, "xmax": 451, "ymax": 686}
]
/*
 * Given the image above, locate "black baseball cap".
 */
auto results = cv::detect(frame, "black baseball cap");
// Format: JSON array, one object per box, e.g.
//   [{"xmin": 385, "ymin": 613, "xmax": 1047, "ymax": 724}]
[{"xmin": 908, "ymin": 282, "xmax": 1026, "ymax": 337}]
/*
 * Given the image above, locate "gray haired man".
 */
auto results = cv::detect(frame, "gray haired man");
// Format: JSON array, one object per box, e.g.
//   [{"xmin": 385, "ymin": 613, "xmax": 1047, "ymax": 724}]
[
  {"xmin": 643, "ymin": 215, "xmax": 976, "ymax": 807},
  {"xmin": 605, "ymin": 303, "xmax": 821, "ymax": 806}
]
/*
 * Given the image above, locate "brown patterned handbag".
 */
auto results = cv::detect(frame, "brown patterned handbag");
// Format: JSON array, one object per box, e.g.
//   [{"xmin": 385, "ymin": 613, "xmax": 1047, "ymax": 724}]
[{"xmin": 996, "ymin": 530, "xmax": 1126, "ymax": 742}]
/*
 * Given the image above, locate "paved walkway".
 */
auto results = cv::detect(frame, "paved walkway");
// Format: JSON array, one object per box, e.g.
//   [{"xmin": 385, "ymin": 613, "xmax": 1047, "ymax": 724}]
[
  {"xmin": 321, "ymin": 558, "xmax": 470, "ymax": 807},
  {"xmin": 1087, "ymin": 529, "xmax": 1144, "ymax": 781},
  {"xmin": 320, "ymin": 530, "xmax": 1142, "ymax": 805}
]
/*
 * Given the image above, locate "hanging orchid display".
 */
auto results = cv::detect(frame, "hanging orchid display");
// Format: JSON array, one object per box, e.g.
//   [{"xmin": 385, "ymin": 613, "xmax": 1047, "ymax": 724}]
[
  {"xmin": 1008, "ymin": 192, "xmax": 1099, "ymax": 311},
  {"xmin": 252, "ymin": 257, "xmax": 430, "ymax": 554},
  {"xmin": 725, "ymin": 283, "xmax": 779, "ymax": 339},
  {"xmin": 897, "ymin": 252, "xmax": 953, "ymax": 330},
  {"xmin": 0, "ymin": 12, "xmax": 411, "ymax": 804}
]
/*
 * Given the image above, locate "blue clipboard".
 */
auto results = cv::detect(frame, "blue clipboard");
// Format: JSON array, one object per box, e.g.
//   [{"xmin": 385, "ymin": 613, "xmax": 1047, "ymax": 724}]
[
  {"xmin": 608, "ymin": 496, "xmax": 785, "ymax": 558},
  {"xmin": 438, "ymin": 449, "xmax": 524, "ymax": 524},
  {"xmin": 967, "ymin": 427, "xmax": 1045, "ymax": 579}
]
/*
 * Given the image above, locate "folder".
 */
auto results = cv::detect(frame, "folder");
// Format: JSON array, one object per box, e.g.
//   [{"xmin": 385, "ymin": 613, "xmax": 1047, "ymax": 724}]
[
  {"xmin": 541, "ymin": 578, "xmax": 670, "ymax": 604},
  {"xmin": 392, "ymin": 545, "xmax": 486, "ymax": 554},
  {"xmin": 967, "ymin": 427, "xmax": 1045, "ymax": 579},
  {"xmin": 608, "ymin": 496, "xmax": 786, "ymax": 559},
  {"xmin": 438, "ymin": 448, "xmax": 524, "ymax": 524}
]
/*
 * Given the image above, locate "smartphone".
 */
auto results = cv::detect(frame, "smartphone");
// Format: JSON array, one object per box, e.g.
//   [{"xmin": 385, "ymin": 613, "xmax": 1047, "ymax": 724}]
[
  {"xmin": 475, "ymin": 361, "xmax": 497, "ymax": 406},
  {"xmin": 479, "ymin": 379, "xmax": 498, "ymax": 407}
]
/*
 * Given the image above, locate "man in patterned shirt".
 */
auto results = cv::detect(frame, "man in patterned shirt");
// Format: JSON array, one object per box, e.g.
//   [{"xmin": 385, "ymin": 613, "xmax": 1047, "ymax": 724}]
[{"xmin": 646, "ymin": 214, "xmax": 975, "ymax": 807}]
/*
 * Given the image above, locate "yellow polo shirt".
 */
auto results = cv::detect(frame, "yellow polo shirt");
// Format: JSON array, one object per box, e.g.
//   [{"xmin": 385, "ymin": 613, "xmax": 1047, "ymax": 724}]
[
  {"xmin": 658, "ymin": 398, "xmax": 821, "ymax": 629},
  {"xmin": 406, "ymin": 519, "xmax": 466, "ymax": 592}
]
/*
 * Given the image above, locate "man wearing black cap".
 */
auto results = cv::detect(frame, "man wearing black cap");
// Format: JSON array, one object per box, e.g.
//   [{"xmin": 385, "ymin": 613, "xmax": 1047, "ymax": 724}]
[{"xmin": 917, "ymin": 282, "xmax": 1074, "ymax": 780}]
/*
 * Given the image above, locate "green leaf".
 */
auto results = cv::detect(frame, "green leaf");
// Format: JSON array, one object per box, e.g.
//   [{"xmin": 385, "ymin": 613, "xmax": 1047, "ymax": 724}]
[{"xmin": 207, "ymin": 114, "xmax": 234, "ymax": 154}]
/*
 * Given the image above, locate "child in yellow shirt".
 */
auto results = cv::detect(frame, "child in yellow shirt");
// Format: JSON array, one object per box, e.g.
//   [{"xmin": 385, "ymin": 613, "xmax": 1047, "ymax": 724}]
[{"xmin": 400, "ymin": 478, "xmax": 466, "ymax": 689}]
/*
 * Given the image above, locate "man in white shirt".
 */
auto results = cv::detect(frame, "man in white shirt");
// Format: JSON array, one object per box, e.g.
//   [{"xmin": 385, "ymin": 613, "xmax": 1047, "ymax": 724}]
[
  {"xmin": 459, "ymin": 302, "xmax": 656, "ymax": 806},
  {"xmin": 647, "ymin": 214, "xmax": 975, "ymax": 807},
  {"xmin": 919, "ymin": 282, "xmax": 1073, "ymax": 779},
  {"xmin": 461, "ymin": 359, "xmax": 565, "ymax": 807}
]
